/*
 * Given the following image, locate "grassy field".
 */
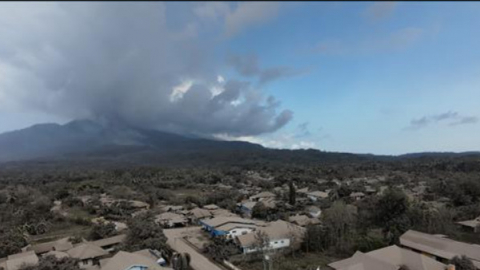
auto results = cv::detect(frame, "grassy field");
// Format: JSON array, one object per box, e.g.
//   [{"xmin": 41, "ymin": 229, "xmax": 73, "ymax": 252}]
[
  {"xmin": 66, "ymin": 206, "xmax": 94, "ymax": 219},
  {"xmin": 30, "ymin": 221, "xmax": 90, "ymax": 244},
  {"xmin": 236, "ymin": 252, "xmax": 338, "ymax": 270}
]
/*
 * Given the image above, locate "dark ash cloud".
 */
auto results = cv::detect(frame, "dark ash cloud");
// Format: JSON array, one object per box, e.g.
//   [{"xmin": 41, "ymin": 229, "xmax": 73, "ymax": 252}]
[
  {"xmin": 0, "ymin": 2, "xmax": 293, "ymax": 137},
  {"xmin": 405, "ymin": 111, "xmax": 478, "ymax": 130},
  {"xmin": 449, "ymin": 116, "xmax": 479, "ymax": 126}
]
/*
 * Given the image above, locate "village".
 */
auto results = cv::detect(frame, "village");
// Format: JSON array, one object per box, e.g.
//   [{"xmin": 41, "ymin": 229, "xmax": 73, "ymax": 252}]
[
  {"xmin": 1, "ymin": 1, "xmax": 480, "ymax": 270},
  {"xmin": 2, "ymin": 169, "xmax": 480, "ymax": 270}
]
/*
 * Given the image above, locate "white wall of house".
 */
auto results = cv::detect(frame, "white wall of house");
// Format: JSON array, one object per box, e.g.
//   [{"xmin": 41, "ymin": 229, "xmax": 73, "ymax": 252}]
[
  {"xmin": 79, "ymin": 259, "xmax": 94, "ymax": 269},
  {"xmin": 227, "ymin": 228, "xmax": 254, "ymax": 238},
  {"xmin": 243, "ymin": 238, "xmax": 291, "ymax": 254},
  {"xmin": 309, "ymin": 210, "xmax": 321, "ymax": 218},
  {"xmin": 270, "ymin": 238, "xmax": 290, "ymax": 249}
]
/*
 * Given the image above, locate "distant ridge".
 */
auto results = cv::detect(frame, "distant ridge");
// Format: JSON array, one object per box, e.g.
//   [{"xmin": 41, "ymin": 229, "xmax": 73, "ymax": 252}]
[{"xmin": 0, "ymin": 120, "xmax": 478, "ymax": 167}]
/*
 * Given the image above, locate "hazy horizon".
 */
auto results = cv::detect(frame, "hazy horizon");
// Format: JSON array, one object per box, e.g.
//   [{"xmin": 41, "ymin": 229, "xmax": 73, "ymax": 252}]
[{"xmin": 1, "ymin": 2, "xmax": 479, "ymax": 155}]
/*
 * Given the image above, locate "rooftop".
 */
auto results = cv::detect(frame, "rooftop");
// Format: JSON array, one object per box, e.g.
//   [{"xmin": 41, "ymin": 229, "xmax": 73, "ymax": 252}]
[
  {"xmin": 100, "ymin": 250, "xmax": 171, "ymax": 270},
  {"xmin": 67, "ymin": 243, "xmax": 109, "ymax": 260},
  {"xmin": 201, "ymin": 216, "xmax": 258, "ymax": 228},
  {"xmin": 400, "ymin": 230, "xmax": 480, "ymax": 268},
  {"xmin": 5, "ymin": 251, "xmax": 39, "ymax": 270}
]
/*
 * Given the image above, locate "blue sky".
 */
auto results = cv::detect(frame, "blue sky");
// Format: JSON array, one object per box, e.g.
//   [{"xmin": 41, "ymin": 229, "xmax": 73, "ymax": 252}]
[
  {"xmin": 216, "ymin": 2, "xmax": 480, "ymax": 154},
  {"xmin": 0, "ymin": 2, "xmax": 479, "ymax": 155}
]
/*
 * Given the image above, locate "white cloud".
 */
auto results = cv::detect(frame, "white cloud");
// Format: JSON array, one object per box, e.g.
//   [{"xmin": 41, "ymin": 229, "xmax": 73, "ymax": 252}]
[
  {"xmin": 215, "ymin": 132, "xmax": 318, "ymax": 150},
  {"xmin": 169, "ymin": 80, "xmax": 194, "ymax": 102}
]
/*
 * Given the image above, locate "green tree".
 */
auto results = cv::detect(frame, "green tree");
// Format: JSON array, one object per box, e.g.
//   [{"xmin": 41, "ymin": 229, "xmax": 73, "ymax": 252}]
[
  {"xmin": 89, "ymin": 221, "xmax": 117, "ymax": 240},
  {"xmin": 375, "ymin": 188, "xmax": 410, "ymax": 244},
  {"xmin": 302, "ymin": 224, "xmax": 327, "ymax": 252},
  {"xmin": 252, "ymin": 202, "xmax": 269, "ymax": 219},
  {"xmin": 309, "ymin": 201, "xmax": 358, "ymax": 254},
  {"xmin": 407, "ymin": 203, "xmax": 455, "ymax": 235},
  {"xmin": 0, "ymin": 231, "xmax": 27, "ymax": 258},
  {"xmin": 450, "ymin": 255, "xmax": 476, "ymax": 270},
  {"xmin": 172, "ymin": 253, "xmax": 191, "ymax": 270},
  {"xmin": 288, "ymin": 181, "xmax": 296, "ymax": 205},
  {"xmin": 19, "ymin": 255, "xmax": 81, "ymax": 270},
  {"xmin": 123, "ymin": 212, "xmax": 168, "ymax": 252}
]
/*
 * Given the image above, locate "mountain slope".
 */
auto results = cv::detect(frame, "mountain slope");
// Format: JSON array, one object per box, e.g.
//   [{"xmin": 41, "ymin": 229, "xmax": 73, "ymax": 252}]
[
  {"xmin": 0, "ymin": 120, "xmax": 478, "ymax": 168},
  {"xmin": 0, "ymin": 120, "xmax": 263, "ymax": 163}
]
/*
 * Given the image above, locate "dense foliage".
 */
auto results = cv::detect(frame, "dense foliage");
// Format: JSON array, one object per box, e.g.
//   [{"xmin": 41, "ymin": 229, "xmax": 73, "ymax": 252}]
[
  {"xmin": 0, "ymin": 153, "xmax": 479, "ymax": 263},
  {"xmin": 122, "ymin": 212, "xmax": 168, "ymax": 252},
  {"xmin": 19, "ymin": 256, "xmax": 81, "ymax": 270}
]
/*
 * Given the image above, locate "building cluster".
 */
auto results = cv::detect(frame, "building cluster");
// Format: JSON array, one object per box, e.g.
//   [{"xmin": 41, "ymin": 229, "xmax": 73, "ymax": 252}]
[
  {"xmin": 0, "ymin": 234, "xmax": 172, "ymax": 270},
  {"xmin": 329, "ymin": 229, "xmax": 480, "ymax": 270}
]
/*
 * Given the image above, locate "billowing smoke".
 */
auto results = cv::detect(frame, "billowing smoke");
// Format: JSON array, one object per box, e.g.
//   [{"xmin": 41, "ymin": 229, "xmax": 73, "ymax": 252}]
[{"xmin": 0, "ymin": 2, "xmax": 292, "ymax": 137}]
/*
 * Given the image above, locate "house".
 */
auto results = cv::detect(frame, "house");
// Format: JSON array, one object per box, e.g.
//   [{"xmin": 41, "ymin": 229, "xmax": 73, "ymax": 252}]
[
  {"xmin": 273, "ymin": 187, "xmax": 284, "ymax": 194},
  {"xmin": 328, "ymin": 245, "xmax": 447, "ymax": 270},
  {"xmin": 131, "ymin": 209, "xmax": 148, "ymax": 218},
  {"xmin": 67, "ymin": 243, "xmax": 109, "ymax": 269},
  {"xmin": 188, "ymin": 207, "xmax": 213, "ymax": 223},
  {"xmin": 365, "ymin": 185, "xmax": 376, "ymax": 194},
  {"xmin": 28, "ymin": 237, "xmax": 74, "ymax": 255},
  {"xmin": 128, "ymin": 200, "xmax": 150, "ymax": 210},
  {"xmin": 91, "ymin": 217, "xmax": 128, "ymax": 232},
  {"xmin": 400, "ymin": 230, "xmax": 480, "ymax": 269},
  {"xmin": 306, "ymin": 206, "xmax": 322, "ymax": 218},
  {"xmin": 42, "ymin": 250, "xmax": 70, "ymax": 260},
  {"xmin": 249, "ymin": 191, "xmax": 276, "ymax": 202},
  {"xmin": 99, "ymin": 194, "xmax": 116, "ymax": 207},
  {"xmin": 296, "ymin": 187, "xmax": 309, "ymax": 196},
  {"xmin": 155, "ymin": 212, "xmax": 188, "ymax": 228},
  {"xmin": 217, "ymin": 184, "xmax": 233, "ymax": 190},
  {"xmin": 100, "ymin": 250, "xmax": 171, "ymax": 270},
  {"xmin": 77, "ymin": 195, "xmax": 93, "ymax": 206},
  {"xmin": 236, "ymin": 220, "xmax": 305, "ymax": 254},
  {"xmin": 161, "ymin": 205, "xmax": 184, "ymax": 213},
  {"xmin": 203, "ymin": 204, "xmax": 219, "ymax": 211},
  {"xmin": 366, "ymin": 178, "xmax": 381, "ymax": 185},
  {"xmin": 332, "ymin": 179, "xmax": 342, "ymax": 186},
  {"xmin": 238, "ymin": 201, "xmax": 257, "ymax": 216},
  {"xmin": 317, "ymin": 179, "xmax": 328, "ymax": 185},
  {"xmin": 0, "ymin": 257, "xmax": 5, "ymax": 270},
  {"xmin": 214, "ymin": 223, "xmax": 258, "ymax": 239},
  {"xmin": 112, "ymin": 221, "xmax": 128, "ymax": 232},
  {"xmin": 0, "ymin": 251, "xmax": 39, "ymax": 270},
  {"xmin": 210, "ymin": 208, "xmax": 239, "ymax": 218},
  {"xmin": 91, "ymin": 234, "xmax": 126, "ymax": 253},
  {"xmin": 259, "ymin": 197, "xmax": 277, "ymax": 209},
  {"xmin": 350, "ymin": 192, "xmax": 365, "ymax": 201},
  {"xmin": 457, "ymin": 216, "xmax": 480, "ymax": 233},
  {"xmin": 377, "ymin": 186, "xmax": 389, "ymax": 196},
  {"xmin": 306, "ymin": 191, "xmax": 329, "ymax": 202},
  {"xmin": 50, "ymin": 200, "xmax": 67, "ymax": 216},
  {"xmin": 288, "ymin": 214, "xmax": 320, "ymax": 227},
  {"xmin": 199, "ymin": 216, "xmax": 259, "ymax": 237}
]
